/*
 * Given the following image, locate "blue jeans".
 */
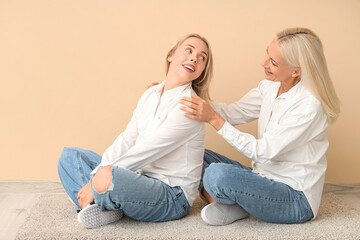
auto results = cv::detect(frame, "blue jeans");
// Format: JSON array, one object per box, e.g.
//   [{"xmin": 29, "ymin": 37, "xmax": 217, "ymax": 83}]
[
  {"xmin": 201, "ymin": 149, "xmax": 314, "ymax": 224},
  {"xmin": 58, "ymin": 147, "xmax": 190, "ymax": 222}
]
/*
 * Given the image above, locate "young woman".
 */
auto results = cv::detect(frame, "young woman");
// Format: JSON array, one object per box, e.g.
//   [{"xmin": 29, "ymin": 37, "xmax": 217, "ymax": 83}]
[
  {"xmin": 180, "ymin": 27, "xmax": 340, "ymax": 225},
  {"xmin": 58, "ymin": 33, "xmax": 213, "ymax": 228}
]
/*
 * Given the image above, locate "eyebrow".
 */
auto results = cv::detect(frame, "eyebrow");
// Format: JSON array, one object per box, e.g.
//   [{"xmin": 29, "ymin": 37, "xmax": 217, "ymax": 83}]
[
  {"xmin": 185, "ymin": 44, "xmax": 208, "ymax": 57},
  {"xmin": 266, "ymin": 47, "xmax": 279, "ymax": 66}
]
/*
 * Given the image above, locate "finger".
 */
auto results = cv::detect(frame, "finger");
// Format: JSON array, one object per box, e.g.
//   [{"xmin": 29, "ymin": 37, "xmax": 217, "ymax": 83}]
[
  {"xmin": 180, "ymin": 100, "xmax": 198, "ymax": 110},
  {"xmin": 180, "ymin": 97, "xmax": 200, "ymax": 105},
  {"xmin": 180, "ymin": 106, "xmax": 196, "ymax": 114},
  {"xmin": 180, "ymin": 96, "xmax": 195, "ymax": 103},
  {"xmin": 184, "ymin": 113, "xmax": 196, "ymax": 120},
  {"xmin": 191, "ymin": 94, "xmax": 206, "ymax": 102},
  {"xmin": 190, "ymin": 94, "xmax": 201, "ymax": 100}
]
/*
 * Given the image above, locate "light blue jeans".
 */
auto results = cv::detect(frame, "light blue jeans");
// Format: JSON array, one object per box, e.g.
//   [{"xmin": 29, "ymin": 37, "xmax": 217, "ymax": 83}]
[
  {"xmin": 57, "ymin": 147, "xmax": 190, "ymax": 222},
  {"xmin": 201, "ymin": 149, "xmax": 314, "ymax": 224}
]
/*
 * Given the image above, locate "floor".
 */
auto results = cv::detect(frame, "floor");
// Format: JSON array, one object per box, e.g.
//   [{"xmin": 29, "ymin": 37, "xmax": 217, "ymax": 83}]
[{"xmin": 1, "ymin": 181, "xmax": 360, "ymax": 240}]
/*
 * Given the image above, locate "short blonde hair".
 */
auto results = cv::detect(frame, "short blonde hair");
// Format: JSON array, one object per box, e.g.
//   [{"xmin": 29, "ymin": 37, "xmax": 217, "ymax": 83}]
[
  {"xmin": 277, "ymin": 28, "xmax": 340, "ymax": 124},
  {"xmin": 165, "ymin": 34, "xmax": 213, "ymax": 101}
]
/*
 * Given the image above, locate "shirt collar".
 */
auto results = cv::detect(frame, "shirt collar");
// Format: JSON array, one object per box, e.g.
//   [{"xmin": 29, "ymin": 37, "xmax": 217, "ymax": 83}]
[
  {"xmin": 151, "ymin": 81, "xmax": 166, "ymax": 94},
  {"xmin": 277, "ymin": 81, "xmax": 303, "ymax": 101},
  {"xmin": 153, "ymin": 81, "xmax": 192, "ymax": 99}
]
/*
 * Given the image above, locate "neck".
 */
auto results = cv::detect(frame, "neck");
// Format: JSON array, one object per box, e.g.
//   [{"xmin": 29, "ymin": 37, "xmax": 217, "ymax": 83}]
[
  {"xmin": 277, "ymin": 78, "xmax": 300, "ymax": 97},
  {"xmin": 164, "ymin": 72, "xmax": 190, "ymax": 92}
]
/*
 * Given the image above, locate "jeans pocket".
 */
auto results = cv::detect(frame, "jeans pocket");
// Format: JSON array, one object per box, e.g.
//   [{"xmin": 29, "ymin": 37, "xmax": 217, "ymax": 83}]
[{"xmin": 168, "ymin": 186, "xmax": 190, "ymax": 220}]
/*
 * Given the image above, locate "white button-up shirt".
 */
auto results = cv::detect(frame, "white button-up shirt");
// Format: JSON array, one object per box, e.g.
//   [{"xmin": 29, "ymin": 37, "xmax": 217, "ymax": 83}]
[
  {"xmin": 91, "ymin": 81, "xmax": 205, "ymax": 206},
  {"xmin": 212, "ymin": 79, "xmax": 328, "ymax": 217}
]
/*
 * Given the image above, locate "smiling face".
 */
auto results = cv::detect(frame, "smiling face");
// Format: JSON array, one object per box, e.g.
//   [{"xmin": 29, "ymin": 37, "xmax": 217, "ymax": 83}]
[
  {"xmin": 261, "ymin": 38, "xmax": 300, "ymax": 83},
  {"xmin": 166, "ymin": 37, "xmax": 209, "ymax": 85}
]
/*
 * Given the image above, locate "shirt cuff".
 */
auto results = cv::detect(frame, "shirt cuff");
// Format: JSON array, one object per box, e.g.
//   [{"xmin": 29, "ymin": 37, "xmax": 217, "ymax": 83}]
[
  {"xmin": 217, "ymin": 121, "xmax": 240, "ymax": 147},
  {"xmin": 216, "ymin": 121, "xmax": 255, "ymax": 160},
  {"xmin": 217, "ymin": 120, "xmax": 233, "ymax": 136}
]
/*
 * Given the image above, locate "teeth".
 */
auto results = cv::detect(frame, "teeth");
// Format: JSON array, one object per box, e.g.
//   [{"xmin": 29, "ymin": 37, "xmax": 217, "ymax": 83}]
[{"xmin": 184, "ymin": 65, "xmax": 195, "ymax": 72}]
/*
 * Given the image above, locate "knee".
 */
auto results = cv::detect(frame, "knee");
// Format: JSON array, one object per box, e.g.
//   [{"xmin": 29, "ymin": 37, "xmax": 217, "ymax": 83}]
[
  {"xmin": 92, "ymin": 166, "xmax": 112, "ymax": 193},
  {"xmin": 203, "ymin": 163, "xmax": 228, "ymax": 189},
  {"xmin": 58, "ymin": 147, "xmax": 76, "ymax": 169}
]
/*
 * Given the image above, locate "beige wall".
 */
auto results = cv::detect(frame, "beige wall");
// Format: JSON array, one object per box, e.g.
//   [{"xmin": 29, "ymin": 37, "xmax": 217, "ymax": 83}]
[{"xmin": 1, "ymin": 0, "xmax": 359, "ymax": 182}]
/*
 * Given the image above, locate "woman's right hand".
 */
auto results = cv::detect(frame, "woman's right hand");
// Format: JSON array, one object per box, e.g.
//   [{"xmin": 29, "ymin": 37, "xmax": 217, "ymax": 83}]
[
  {"xmin": 146, "ymin": 82, "xmax": 160, "ymax": 89},
  {"xmin": 179, "ymin": 94, "xmax": 225, "ymax": 131},
  {"xmin": 77, "ymin": 183, "xmax": 94, "ymax": 209}
]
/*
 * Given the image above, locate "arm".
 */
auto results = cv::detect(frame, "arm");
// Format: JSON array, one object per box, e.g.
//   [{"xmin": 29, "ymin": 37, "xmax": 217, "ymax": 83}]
[
  {"xmin": 90, "ymin": 90, "xmax": 149, "ymax": 175},
  {"xmin": 210, "ymin": 86, "xmax": 263, "ymax": 125},
  {"xmin": 217, "ymin": 101, "xmax": 327, "ymax": 163},
  {"xmin": 180, "ymin": 81, "xmax": 265, "ymax": 128},
  {"xmin": 101, "ymin": 103, "xmax": 203, "ymax": 171}
]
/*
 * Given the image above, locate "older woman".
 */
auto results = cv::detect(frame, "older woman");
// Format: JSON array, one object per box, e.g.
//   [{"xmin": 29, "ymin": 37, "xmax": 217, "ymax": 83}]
[{"xmin": 180, "ymin": 27, "xmax": 340, "ymax": 225}]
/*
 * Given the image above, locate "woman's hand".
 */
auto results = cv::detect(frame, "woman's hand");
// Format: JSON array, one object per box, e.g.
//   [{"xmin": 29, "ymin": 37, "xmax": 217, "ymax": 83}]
[
  {"xmin": 146, "ymin": 82, "xmax": 160, "ymax": 89},
  {"xmin": 179, "ymin": 94, "xmax": 225, "ymax": 131},
  {"xmin": 77, "ymin": 183, "xmax": 94, "ymax": 209}
]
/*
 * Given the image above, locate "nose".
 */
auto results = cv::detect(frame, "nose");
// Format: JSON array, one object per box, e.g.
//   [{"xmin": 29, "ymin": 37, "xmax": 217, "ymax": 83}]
[
  {"xmin": 261, "ymin": 55, "xmax": 269, "ymax": 67},
  {"xmin": 190, "ymin": 54, "xmax": 197, "ymax": 63},
  {"xmin": 190, "ymin": 58, "xmax": 197, "ymax": 63}
]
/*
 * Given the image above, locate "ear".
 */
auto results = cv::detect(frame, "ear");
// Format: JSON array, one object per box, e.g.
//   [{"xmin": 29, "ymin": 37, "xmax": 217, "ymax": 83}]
[
  {"xmin": 167, "ymin": 49, "xmax": 176, "ymax": 62},
  {"xmin": 292, "ymin": 68, "xmax": 301, "ymax": 78}
]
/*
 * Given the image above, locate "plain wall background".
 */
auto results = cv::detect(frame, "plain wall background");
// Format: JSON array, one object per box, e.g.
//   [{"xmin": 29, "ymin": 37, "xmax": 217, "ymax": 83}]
[{"xmin": 1, "ymin": 0, "xmax": 359, "ymax": 181}]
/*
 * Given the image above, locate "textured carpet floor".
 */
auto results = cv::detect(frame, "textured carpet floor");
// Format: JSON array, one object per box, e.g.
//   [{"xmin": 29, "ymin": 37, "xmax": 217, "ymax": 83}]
[{"xmin": 15, "ymin": 193, "xmax": 360, "ymax": 240}]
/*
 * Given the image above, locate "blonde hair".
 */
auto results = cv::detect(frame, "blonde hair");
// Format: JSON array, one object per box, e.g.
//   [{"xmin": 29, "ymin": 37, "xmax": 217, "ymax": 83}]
[
  {"xmin": 277, "ymin": 27, "xmax": 340, "ymax": 124},
  {"xmin": 165, "ymin": 34, "xmax": 213, "ymax": 101}
]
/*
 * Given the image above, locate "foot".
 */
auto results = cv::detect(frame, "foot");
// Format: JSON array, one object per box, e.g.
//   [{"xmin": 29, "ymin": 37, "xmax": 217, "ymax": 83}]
[
  {"xmin": 77, "ymin": 204, "xmax": 123, "ymax": 228},
  {"xmin": 201, "ymin": 202, "xmax": 249, "ymax": 226}
]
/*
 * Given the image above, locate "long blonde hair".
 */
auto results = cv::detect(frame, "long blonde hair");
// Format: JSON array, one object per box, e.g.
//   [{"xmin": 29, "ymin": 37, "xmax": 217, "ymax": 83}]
[
  {"xmin": 165, "ymin": 34, "xmax": 213, "ymax": 101},
  {"xmin": 277, "ymin": 27, "xmax": 340, "ymax": 124}
]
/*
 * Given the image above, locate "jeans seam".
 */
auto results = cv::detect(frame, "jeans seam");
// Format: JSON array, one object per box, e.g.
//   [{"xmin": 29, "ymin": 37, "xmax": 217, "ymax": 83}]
[
  {"xmin": 76, "ymin": 151, "xmax": 88, "ymax": 186},
  {"xmin": 221, "ymin": 188, "xmax": 301, "ymax": 203}
]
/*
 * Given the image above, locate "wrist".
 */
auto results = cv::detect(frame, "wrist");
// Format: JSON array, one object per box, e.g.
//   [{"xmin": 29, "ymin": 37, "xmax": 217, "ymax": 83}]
[{"xmin": 209, "ymin": 113, "xmax": 225, "ymax": 131}]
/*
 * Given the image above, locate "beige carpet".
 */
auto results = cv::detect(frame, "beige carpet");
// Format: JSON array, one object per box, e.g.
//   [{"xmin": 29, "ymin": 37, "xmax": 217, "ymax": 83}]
[{"xmin": 15, "ymin": 193, "xmax": 360, "ymax": 240}]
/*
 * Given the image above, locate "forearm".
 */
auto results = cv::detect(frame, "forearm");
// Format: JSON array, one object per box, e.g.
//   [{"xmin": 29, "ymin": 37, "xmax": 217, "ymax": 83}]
[{"xmin": 208, "ymin": 111, "xmax": 225, "ymax": 131}]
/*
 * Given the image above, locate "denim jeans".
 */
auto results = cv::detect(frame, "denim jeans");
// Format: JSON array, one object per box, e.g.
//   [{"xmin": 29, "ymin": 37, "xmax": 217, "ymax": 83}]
[
  {"xmin": 58, "ymin": 147, "xmax": 190, "ymax": 222},
  {"xmin": 201, "ymin": 149, "xmax": 314, "ymax": 224}
]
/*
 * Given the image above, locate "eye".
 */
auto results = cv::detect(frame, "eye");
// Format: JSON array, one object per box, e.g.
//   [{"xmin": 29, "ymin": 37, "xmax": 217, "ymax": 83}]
[
  {"xmin": 271, "ymin": 60, "xmax": 278, "ymax": 67},
  {"xmin": 199, "ymin": 56, "xmax": 206, "ymax": 61},
  {"xmin": 185, "ymin": 48, "xmax": 192, "ymax": 54}
]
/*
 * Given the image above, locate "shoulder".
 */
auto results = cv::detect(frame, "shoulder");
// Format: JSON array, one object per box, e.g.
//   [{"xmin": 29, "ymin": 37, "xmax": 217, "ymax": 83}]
[
  {"xmin": 137, "ymin": 83, "xmax": 162, "ymax": 106},
  {"xmin": 294, "ymin": 86, "xmax": 323, "ymax": 114},
  {"xmin": 289, "ymin": 87, "xmax": 327, "ymax": 125},
  {"xmin": 258, "ymin": 79, "xmax": 280, "ymax": 95},
  {"xmin": 170, "ymin": 85, "xmax": 204, "ymax": 126}
]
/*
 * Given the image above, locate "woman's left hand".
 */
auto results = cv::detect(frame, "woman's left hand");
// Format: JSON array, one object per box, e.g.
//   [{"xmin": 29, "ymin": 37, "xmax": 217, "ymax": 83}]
[{"xmin": 179, "ymin": 94, "xmax": 225, "ymax": 131}]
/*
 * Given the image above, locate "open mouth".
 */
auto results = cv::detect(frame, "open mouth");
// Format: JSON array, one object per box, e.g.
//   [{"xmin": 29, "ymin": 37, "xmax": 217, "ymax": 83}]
[{"xmin": 183, "ymin": 64, "xmax": 195, "ymax": 72}]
